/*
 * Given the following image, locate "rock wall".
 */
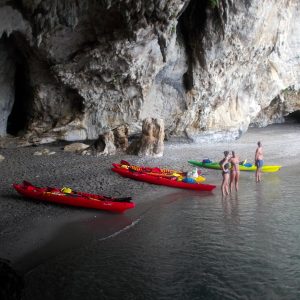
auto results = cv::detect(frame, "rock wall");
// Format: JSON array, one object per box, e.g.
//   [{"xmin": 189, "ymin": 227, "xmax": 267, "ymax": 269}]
[
  {"xmin": 175, "ymin": 0, "xmax": 300, "ymax": 140},
  {"xmin": 0, "ymin": 37, "xmax": 15, "ymax": 137},
  {"xmin": 0, "ymin": 0, "xmax": 299, "ymax": 144}
]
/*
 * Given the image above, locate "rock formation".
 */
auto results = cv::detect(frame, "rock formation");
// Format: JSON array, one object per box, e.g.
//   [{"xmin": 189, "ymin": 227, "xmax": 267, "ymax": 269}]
[
  {"xmin": 127, "ymin": 118, "xmax": 164, "ymax": 157},
  {"xmin": 0, "ymin": 0, "xmax": 299, "ymax": 146},
  {"xmin": 82, "ymin": 125, "xmax": 129, "ymax": 156},
  {"xmin": 64, "ymin": 142, "xmax": 90, "ymax": 153},
  {"xmin": 113, "ymin": 125, "xmax": 129, "ymax": 151},
  {"xmin": 83, "ymin": 131, "xmax": 117, "ymax": 156}
]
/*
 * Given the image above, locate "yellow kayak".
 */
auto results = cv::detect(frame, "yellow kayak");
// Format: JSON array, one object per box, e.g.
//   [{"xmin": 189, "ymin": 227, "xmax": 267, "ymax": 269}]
[
  {"xmin": 240, "ymin": 164, "xmax": 281, "ymax": 172},
  {"xmin": 188, "ymin": 160, "xmax": 282, "ymax": 173}
]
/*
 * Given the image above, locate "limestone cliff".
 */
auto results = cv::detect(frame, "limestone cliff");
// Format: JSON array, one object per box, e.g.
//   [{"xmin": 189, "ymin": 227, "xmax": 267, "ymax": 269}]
[{"xmin": 0, "ymin": 0, "xmax": 299, "ymax": 144}]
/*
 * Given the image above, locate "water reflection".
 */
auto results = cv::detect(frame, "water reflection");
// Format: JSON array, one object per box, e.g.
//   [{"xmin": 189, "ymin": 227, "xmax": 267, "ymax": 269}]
[
  {"xmin": 23, "ymin": 165, "xmax": 300, "ymax": 300},
  {"xmin": 15, "ymin": 213, "xmax": 136, "ymax": 273},
  {"xmin": 221, "ymin": 193, "xmax": 240, "ymax": 225}
]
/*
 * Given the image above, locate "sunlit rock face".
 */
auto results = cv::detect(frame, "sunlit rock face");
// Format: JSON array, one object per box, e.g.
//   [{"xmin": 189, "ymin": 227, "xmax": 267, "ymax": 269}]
[
  {"xmin": 0, "ymin": 0, "xmax": 299, "ymax": 144},
  {"xmin": 251, "ymin": 89, "xmax": 300, "ymax": 127},
  {"xmin": 174, "ymin": 0, "xmax": 300, "ymax": 140}
]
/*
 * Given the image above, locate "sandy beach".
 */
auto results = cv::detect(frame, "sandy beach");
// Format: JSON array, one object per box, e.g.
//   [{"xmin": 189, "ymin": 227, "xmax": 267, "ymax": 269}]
[{"xmin": 0, "ymin": 123, "xmax": 300, "ymax": 275}]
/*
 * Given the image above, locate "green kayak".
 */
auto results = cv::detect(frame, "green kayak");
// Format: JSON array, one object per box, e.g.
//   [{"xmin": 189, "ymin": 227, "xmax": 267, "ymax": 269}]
[{"xmin": 188, "ymin": 160, "xmax": 282, "ymax": 173}]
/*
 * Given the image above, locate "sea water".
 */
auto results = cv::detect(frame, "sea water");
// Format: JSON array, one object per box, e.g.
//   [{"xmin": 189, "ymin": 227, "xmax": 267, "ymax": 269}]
[{"xmin": 23, "ymin": 162, "xmax": 300, "ymax": 300}]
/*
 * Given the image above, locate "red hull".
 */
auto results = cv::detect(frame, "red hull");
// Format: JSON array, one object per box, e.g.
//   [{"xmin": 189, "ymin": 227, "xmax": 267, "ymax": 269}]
[
  {"xmin": 13, "ymin": 182, "xmax": 135, "ymax": 213},
  {"xmin": 112, "ymin": 167, "xmax": 216, "ymax": 191},
  {"xmin": 113, "ymin": 162, "xmax": 188, "ymax": 177}
]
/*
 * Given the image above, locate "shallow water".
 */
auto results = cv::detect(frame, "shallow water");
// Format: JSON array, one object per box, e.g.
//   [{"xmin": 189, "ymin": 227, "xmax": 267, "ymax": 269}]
[{"xmin": 22, "ymin": 163, "xmax": 300, "ymax": 300}]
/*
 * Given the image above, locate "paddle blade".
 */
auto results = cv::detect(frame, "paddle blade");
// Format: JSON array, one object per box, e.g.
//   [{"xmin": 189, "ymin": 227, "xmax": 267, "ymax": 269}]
[
  {"xmin": 120, "ymin": 160, "xmax": 130, "ymax": 166},
  {"xmin": 114, "ymin": 197, "xmax": 132, "ymax": 202},
  {"xmin": 102, "ymin": 194, "xmax": 132, "ymax": 202}
]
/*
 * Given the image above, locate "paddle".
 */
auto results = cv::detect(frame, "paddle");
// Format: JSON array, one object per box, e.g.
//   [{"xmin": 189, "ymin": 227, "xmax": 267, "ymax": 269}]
[
  {"xmin": 71, "ymin": 191, "xmax": 132, "ymax": 203},
  {"xmin": 108, "ymin": 196, "xmax": 132, "ymax": 203},
  {"xmin": 23, "ymin": 180, "xmax": 34, "ymax": 187}
]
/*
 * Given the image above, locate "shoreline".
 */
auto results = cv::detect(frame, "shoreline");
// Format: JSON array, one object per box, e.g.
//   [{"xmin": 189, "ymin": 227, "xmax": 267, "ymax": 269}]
[{"xmin": 0, "ymin": 123, "xmax": 300, "ymax": 273}]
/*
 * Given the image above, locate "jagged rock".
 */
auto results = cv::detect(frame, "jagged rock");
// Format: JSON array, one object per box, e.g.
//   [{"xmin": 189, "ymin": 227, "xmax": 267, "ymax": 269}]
[
  {"xmin": 127, "ymin": 118, "xmax": 164, "ymax": 157},
  {"xmin": 83, "ymin": 131, "xmax": 116, "ymax": 156},
  {"xmin": 64, "ymin": 142, "xmax": 90, "ymax": 153},
  {"xmin": 252, "ymin": 89, "xmax": 300, "ymax": 127},
  {"xmin": 113, "ymin": 125, "xmax": 129, "ymax": 151},
  {"xmin": 0, "ymin": 1, "xmax": 299, "ymax": 144},
  {"xmin": 0, "ymin": 258, "xmax": 24, "ymax": 300},
  {"xmin": 81, "ymin": 125, "xmax": 129, "ymax": 156}
]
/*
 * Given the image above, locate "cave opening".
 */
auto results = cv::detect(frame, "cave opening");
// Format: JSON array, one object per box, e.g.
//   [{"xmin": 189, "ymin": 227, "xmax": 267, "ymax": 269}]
[
  {"xmin": 177, "ymin": 0, "xmax": 221, "ymax": 91},
  {"xmin": 6, "ymin": 35, "xmax": 33, "ymax": 137},
  {"xmin": 284, "ymin": 110, "xmax": 300, "ymax": 123}
]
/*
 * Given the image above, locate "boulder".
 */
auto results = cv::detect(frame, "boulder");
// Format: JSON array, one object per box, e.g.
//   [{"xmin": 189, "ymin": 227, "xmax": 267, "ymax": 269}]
[
  {"xmin": 113, "ymin": 125, "xmax": 129, "ymax": 151},
  {"xmin": 64, "ymin": 143, "xmax": 90, "ymax": 153},
  {"xmin": 127, "ymin": 118, "xmax": 164, "ymax": 157},
  {"xmin": 33, "ymin": 148, "xmax": 56, "ymax": 156},
  {"xmin": 82, "ymin": 125, "xmax": 129, "ymax": 156},
  {"xmin": 82, "ymin": 131, "xmax": 116, "ymax": 156}
]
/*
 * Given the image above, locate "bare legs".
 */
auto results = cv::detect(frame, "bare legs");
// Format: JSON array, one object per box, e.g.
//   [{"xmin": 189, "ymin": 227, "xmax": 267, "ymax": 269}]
[
  {"xmin": 222, "ymin": 172, "xmax": 240, "ymax": 196},
  {"xmin": 256, "ymin": 167, "xmax": 262, "ymax": 182},
  {"xmin": 230, "ymin": 171, "xmax": 240, "ymax": 193},
  {"xmin": 221, "ymin": 173, "xmax": 230, "ymax": 196}
]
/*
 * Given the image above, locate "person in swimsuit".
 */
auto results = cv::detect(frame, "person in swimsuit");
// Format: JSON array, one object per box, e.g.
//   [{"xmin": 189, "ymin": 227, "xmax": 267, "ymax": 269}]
[
  {"xmin": 255, "ymin": 141, "xmax": 264, "ymax": 182},
  {"xmin": 229, "ymin": 151, "xmax": 240, "ymax": 192},
  {"xmin": 220, "ymin": 151, "xmax": 230, "ymax": 196}
]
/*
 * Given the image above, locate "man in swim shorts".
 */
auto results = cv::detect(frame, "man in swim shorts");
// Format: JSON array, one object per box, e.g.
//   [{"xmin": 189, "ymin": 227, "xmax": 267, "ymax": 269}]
[{"xmin": 255, "ymin": 141, "xmax": 264, "ymax": 182}]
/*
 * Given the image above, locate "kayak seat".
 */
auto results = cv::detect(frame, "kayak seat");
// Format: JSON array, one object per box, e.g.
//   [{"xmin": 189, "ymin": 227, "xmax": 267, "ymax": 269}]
[
  {"xmin": 243, "ymin": 163, "xmax": 253, "ymax": 167},
  {"xmin": 202, "ymin": 159, "xmax": 212, "ymax": 163}
]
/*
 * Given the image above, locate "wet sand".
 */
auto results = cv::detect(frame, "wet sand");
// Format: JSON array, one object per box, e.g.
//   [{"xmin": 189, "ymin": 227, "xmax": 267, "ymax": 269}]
[{"xmin": 0, "ymin": 123, "xmax": 299, "ymax": 274}]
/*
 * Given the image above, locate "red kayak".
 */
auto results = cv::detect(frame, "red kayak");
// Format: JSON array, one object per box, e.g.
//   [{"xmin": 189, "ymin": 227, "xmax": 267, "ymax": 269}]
[
  {"xmin": 115, "ymin": 160, "xmax": 189, "ymax": 177},
  {"xmin": 13, "ymin": 181, "xmax": 135, "ymax": 213},
  {"xmin": 112, "ymin": 163, "xmax": 187, "ymax": 178},
  {"xmin": 112, "ymin": 167, "xmax": 216, "ymax": 191}
]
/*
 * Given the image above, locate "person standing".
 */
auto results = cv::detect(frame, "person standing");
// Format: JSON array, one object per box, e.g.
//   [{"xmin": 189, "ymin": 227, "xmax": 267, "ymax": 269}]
[
  {"xmin": 229, "ymin": 151, "xmax": 240, "ymax": 192},
  {"xmin": 220, "ymin": 151, "xmax": 230, "ymax": 196},
  {"xmin": 255, "ymin": 141, "xmax": 264, "ymax": 182}
]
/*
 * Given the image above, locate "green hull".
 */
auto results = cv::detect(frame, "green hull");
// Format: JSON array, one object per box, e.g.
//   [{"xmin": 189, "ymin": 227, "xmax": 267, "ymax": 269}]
[{"xmin": 188, "ymin": 160, "xmax": 282, "ymax": 173}]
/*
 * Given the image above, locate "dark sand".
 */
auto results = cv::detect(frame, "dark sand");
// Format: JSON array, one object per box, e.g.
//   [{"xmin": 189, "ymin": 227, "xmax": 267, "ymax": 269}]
[{"xmin": 0, "ymin": 123, "xmax": 299, "ymax": 274}]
